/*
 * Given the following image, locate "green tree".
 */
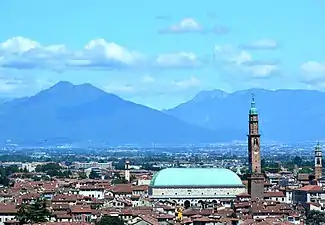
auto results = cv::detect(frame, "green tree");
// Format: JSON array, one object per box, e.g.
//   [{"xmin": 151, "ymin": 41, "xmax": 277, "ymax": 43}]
[
  {"xmin": 16, "ymin": 203, "xmax": 30, "ymax": 225},
  {"xmin": 0, "ymin": 165, "xmax": 20, "ymax": 187},
  {"xmin": 35, "ymin": 163, "xmax": 68, "ymax": 178},
  {"xmin": 15, "ymin": 198, "xmax": 51, "ymax": 224},
  {"xmin": 79, "ymin": 172, "xmax": 87, "ymax": 179},
  {"xmin": 299, "ymin": 167, "xmax": 312, "ymax": 173},
  {"xmin": 293, "ymin": 156, "xmax": 303, "ymax": 166},
  {"xmin": 35, "ymin": 163, "xmax": 61, "ymax": 173},
  {"xmin": 111, "ymin": 178, "xmax": 128, "ymax": 185},
  {"xmin": 306, "ymin": 210, "xmax": 325, "ymax": 225},
  {"xmin": 97, "ymin": 216, "xmax": 124, "ymax": 225},
  {"xmin": 89, "ymin": 170, "xmax": 100, "ymax": 179}
]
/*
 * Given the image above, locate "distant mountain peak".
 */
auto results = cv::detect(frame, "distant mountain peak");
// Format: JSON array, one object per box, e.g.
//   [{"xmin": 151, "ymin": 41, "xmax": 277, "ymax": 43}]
[
  {"xmin": 44, "ymin": 81, "xmax": 107, "ymax": 95},
  {"xmin": 0, "ymin": 80, "xmax": 222, "ymax": 145},
  {"xmin": 51, "ymin": 81, "xmax": 74, "ymax": 89},
  {"xmin": 192, "ymin": 89, "xmax": 228, "ymax": 102}
]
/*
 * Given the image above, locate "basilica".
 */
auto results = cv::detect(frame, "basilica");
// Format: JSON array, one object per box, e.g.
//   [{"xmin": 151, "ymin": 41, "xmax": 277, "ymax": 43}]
[{"xmin": 148, "ymin": 96, "xmax": 264, "ymax": 207}]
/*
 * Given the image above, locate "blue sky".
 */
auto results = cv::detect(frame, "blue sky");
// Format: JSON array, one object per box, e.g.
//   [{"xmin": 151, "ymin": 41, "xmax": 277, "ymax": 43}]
[{"xmin": 0, "ymin": 0, "xmax": 325, "ymax": 109}]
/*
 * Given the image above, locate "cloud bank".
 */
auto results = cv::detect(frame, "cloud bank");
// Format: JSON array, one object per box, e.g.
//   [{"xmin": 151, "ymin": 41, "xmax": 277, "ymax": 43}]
[
  {"xmin": 0, "ymin": 37, "xmax": 203, "ymax": 71},
  {"xmin": 159, "ymin": 18, "xmax": 229, "ymax": 34}
]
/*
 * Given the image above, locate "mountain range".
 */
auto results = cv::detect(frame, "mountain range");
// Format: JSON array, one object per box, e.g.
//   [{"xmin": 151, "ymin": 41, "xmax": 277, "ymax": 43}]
[
  {"xmin": 0, "ymin": 81, "xmax": 222, "ymax": 145},
  {"xmin": 0, "ymin": 81, "xmax": 324, "ymax": 145},
  {"xmin": 166, "ymin": 88, "xmax": 325, "ymax": 143}
]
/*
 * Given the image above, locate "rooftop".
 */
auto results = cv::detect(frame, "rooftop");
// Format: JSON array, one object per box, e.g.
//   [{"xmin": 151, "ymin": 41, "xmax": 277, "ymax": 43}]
[{"xmin": 150, "ymin": 168, "xmax": 244, "ymax": 187}]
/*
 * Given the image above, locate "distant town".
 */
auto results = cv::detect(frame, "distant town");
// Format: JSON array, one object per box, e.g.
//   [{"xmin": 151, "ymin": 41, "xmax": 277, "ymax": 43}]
[{"xmin": 0, "ymin": 98, "xmax": 322, "ymax": 225}]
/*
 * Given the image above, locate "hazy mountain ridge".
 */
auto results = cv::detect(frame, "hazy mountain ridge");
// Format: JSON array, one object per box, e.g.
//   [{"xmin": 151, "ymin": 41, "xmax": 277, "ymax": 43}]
[
  {"xmin": 0, "ymin": 82, "xmax": 323, "ymax": 145},
  {"xmin": 166, "ymin": 88, "xmax": 325, "ymax": 142},
  {"xmin": 0, "ymin": 81, "xmax": 228, "ymax": 145}
]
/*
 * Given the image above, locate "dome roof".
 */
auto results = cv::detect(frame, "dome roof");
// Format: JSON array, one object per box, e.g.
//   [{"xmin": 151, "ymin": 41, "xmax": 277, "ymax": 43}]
[{"xmin": 150, "ymin": 168, "xmax": 244, "ymax": 187}]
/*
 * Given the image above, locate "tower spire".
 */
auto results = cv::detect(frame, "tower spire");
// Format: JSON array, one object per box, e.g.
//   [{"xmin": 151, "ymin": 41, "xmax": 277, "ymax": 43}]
[
  {"xmin": 251, "ymin": 93, "xmax": 255, "ymax": 106},
  {"xmin": 249, "ymin": 93, "xmax": 258, "ymax": 115}
]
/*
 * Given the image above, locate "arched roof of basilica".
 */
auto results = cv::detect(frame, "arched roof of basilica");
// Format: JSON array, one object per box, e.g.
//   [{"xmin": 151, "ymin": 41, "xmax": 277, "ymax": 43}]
[{"xmin": 150, "ymin": 168, "xmax": 244, "ymax": 187}]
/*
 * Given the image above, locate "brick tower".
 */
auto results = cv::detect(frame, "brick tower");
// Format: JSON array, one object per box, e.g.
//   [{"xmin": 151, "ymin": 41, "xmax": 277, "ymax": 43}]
[
  {"xmin": 247, "ymin": 94, "xmax": 264, "ymax": 200},
  {"xmin": 125, "ymin": 160, "xmax": 130, "ymax": 183},
  {"xmin": 315, "ymin": 142, "xmax": 322, "ymax": 180}
]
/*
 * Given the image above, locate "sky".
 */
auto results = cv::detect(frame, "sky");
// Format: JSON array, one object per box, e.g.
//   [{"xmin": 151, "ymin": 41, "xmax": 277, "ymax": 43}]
[{"xmin": 0, "ymin": 0, "xmax": 325, "ymax": 109}]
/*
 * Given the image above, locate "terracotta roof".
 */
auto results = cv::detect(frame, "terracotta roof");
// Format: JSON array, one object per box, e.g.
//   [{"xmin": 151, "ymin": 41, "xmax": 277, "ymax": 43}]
[
  {"xmin": 132, "ymin": 185, "xmax": 148, "ymax": 191},
  {"xmin": 112, "ymin": 184, "xmax": 132, "ymax": 193},
  {"xmin": 296, "ymin": 185, "xmax": 322, "ymax": 192},
  {"xmin": 264, "ymin": 191, "xmax": 285, "ymax": 197},
  {"xmin": 70, "ymin": 205, "xmax": 92, "ymax": 214},
  {"xmin": 0, "ymin": 203, "xmax": 17, "ymax": 214}
]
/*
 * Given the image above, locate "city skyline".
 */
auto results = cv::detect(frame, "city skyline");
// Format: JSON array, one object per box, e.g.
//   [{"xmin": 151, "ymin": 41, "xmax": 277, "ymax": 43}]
[{"xmin": 1, "ymin": 0, "xmax": 325, "ymax": 109}]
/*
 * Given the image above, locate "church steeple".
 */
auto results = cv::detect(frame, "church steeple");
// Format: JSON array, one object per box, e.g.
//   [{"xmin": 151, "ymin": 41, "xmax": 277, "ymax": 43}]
[
  {"xmin": 248, "ymin": 94, "xmax": 261, "ymax": 173},
  {"xmin": 315, "ymin": 142, "xmax": 322, "ymax": 180},
  {"xmin": 249, "ymin": 94, "xmax": 258, "ymax": 115},
  {"xmin": 247, "ymin": 94, "xmax": 264, "ymax": 200}
]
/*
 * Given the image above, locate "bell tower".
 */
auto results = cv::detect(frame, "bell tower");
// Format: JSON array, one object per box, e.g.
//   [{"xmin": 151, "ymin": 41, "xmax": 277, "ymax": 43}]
[
  {"xmin": 248, "ymin": 94, "xmax": 261, "ymax": 173},
  {"xmin": 247, "ymin": 94, "xmax": 264, "ymax": 200},
  {"xmin": 315, "ymin": 142, "xmax": 322, "ymax": 181}
]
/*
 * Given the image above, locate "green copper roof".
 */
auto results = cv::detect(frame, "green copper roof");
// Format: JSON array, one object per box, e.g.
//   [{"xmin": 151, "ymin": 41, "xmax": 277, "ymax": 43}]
[
  {"xmin": 150, "ymin": 168, "xmax": 244, "ymax": 187},
  {"xmin": 249, "ymin": 94, "xmax": 258, "ymax": 115},
  {"xmin": 315, "ymin": 142, "xmax": 322, "ymax": 152}
]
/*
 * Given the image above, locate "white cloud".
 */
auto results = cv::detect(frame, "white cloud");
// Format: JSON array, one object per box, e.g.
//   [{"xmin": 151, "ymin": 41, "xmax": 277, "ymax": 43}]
[
  {"xmin": 0, "ymin": 37, "xmax": 145, "ymax": 71},
  {"xmin": 0, "ymin": 36, "xmax": 206, "ymax": 71},
  {"xmin": 240, "ymin": 39, "xmax": 279, "ymax": 50},
  {"xmin": 301, "ymin": 61, "xmax": 325, "ymax": 74},
  {"xmin": 0, "ymin": 73, "xmax": 25, "ymax": 94},
  {"xmin": 300, "ymin": 61, "xmax": 325, "ymax": 84},
  {"xmin": 82, "ymin": 39, "xmax": 143, "ymax": 66},
  {"xmin": 172, "ymin": 76, "xmax": 201, "ymax": 89},
  {"xmin": 159, "ymin": 18, "xmax": 229, "ymax": 34},
  {"xmin": 214, "ymin": 45, "xmax": 279, "ymax": 78},
  {"xmin": 0, "ymin": 36, "xmax": 40, "ymax": 53},
  {"xmin": 243, "ymin": 65, "xmax": 279, "ymax": 78},
  {"xmin": 155, "ymin": 52, "xmax": 202, "ymax": 69},
  {"xmin": 101, "ymin": 76, "xmax": 202, "ymax": 98},
  {"xmin": 0, "ymin": 79, "xmax": 19, "ymax": 93},
  {"xmin": 104, "ymin": 84, "xmax": 136, "ymax": 94},
  {"xmin": 141, "ymin": 75, "xmax": 155, "ymax": 83}
]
